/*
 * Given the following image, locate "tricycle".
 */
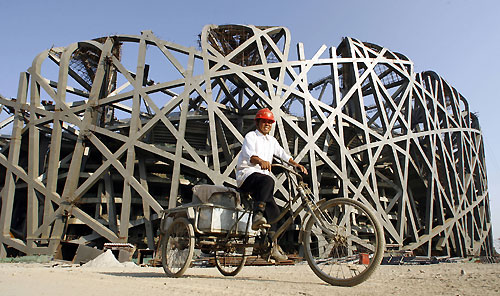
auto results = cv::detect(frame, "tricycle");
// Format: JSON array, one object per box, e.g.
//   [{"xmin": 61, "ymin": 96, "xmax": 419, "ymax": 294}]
[{"xmin": 159, "ymin": 163, "xmax": 384, "ymax": 286}]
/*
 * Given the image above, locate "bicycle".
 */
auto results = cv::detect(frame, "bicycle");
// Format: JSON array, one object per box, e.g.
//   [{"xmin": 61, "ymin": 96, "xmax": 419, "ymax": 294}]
[{"xmin": 159, "ymin": 162, "xmax": 385, "ymax": 286}]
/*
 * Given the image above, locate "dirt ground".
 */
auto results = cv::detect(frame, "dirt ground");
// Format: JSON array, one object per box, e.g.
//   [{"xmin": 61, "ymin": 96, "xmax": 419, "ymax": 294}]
[{"xmin": 0, "ymin": 261, "xmax": 498, "ymax": 296}]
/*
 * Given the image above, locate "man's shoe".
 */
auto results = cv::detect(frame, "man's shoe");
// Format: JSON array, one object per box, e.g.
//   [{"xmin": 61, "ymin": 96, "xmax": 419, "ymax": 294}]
[
  {"xmin": 251, "ymin": 211, "xmax": 268, "ymax": 230},
  {"xmin": 270, "ymin": 244, "xmax": 288, "ymax": 262}
]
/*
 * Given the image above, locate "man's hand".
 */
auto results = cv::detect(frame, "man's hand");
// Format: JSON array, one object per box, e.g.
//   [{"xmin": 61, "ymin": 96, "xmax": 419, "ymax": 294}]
[
  {"xmin": 289, "ymin": 158, "xmax": 308, "ymax": 175},
  {"xmin": 295, "ymin": 164, "xmax": 308, "ymax": 175},
  {"xmin": 250, "ymin": 156, "xmax": 272, "ymax": 171},
  {"xmin": 259, "ymin": 160, "xmax": 272, "ymax": 171}
]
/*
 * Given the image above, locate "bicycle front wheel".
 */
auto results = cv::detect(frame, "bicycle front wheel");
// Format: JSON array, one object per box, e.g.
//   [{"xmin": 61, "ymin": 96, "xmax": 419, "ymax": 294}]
[
  {"xmin": 161, "ymin": 217, "xmax": 195, "ymax": 277},
  {"xmin": 303, "ymin": 198, "xmax": 384, "ymax": 286}
]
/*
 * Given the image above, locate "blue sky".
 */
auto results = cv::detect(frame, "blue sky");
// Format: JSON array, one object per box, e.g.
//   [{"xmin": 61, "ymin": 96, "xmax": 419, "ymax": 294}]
[{"xmin": 1, "ymin": 0, "xmax": 499, "ymax": 244}]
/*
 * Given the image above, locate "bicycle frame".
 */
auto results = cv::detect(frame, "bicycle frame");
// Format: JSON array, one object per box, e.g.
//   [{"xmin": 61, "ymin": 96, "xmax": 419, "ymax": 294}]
[{"xmin": 266, "ymin": 163, "xmax": 336, "ymax": 244}]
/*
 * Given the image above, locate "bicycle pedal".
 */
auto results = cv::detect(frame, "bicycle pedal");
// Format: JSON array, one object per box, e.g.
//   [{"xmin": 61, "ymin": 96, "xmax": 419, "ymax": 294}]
[
  {"xmin": 252, "ymin": 223, "xmax": 271, "ymax": 231},
  {"xmin": 262, "ymin": 252, "xmax": 272, "ymax": 262},
  {"xmin": 260, "ymin": 223, "xmax": 271, "ymax": 229}
]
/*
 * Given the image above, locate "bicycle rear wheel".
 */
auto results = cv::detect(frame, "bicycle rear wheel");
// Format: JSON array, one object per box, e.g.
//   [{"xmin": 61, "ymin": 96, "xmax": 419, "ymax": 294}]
[
  {"xmin": 161, "ymin": 217, "xmax": 195, "ymax": 277},
  {"xmin": 214, "ymin": 236, "xmax": 247, "ymax": 276},
  {"xmin": 303, "ymin": 198, "xmax": 384, "ymax": 286}
]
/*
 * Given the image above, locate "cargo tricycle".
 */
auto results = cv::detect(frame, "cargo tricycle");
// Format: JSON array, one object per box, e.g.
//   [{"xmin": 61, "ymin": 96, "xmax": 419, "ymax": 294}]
[{"xmin": 159, "ymin": 163, "xmax": 384, "ymax": 286}]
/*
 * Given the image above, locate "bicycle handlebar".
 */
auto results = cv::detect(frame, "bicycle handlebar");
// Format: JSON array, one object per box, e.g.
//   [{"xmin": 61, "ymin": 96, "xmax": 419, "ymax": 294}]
[{"xmin": 271, "ymin": 163, "xmax": 304, "ymax": 181}]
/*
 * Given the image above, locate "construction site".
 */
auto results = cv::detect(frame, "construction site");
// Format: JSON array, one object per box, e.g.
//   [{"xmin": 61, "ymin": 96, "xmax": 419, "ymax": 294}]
[{"xmin": 0, "ymin": 24, "xmax": 495, "ymax": 263}]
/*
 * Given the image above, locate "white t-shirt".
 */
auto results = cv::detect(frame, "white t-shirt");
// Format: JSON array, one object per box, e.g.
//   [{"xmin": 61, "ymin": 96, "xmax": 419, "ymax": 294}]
[{"xmin": 236, "ymin": 129, "xmax": 291, "ymax": 187}]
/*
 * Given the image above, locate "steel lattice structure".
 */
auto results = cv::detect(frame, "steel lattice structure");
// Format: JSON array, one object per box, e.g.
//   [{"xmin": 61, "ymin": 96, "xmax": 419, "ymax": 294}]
[{"xmin": 0, "ymin": 25, "xmax": 494, "ymax": 258}]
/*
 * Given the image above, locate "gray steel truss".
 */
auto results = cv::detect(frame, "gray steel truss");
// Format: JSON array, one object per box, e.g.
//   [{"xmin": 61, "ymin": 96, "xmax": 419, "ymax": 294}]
[{"xmin": 0, "ymin": 25, "xmax": 493, "ymax": 258}]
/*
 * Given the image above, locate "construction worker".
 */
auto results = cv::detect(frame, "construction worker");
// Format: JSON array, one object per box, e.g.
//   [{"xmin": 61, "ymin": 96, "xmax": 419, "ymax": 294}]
[{"xmin": 236, "ymin": 108, "xmax": 308, "ymax": 261}]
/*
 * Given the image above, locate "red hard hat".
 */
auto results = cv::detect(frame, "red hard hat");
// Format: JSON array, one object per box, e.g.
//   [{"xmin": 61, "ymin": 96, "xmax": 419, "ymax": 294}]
[{"xmin": 255, "ymin": 108, "xmax": 275, "ymax": 123}]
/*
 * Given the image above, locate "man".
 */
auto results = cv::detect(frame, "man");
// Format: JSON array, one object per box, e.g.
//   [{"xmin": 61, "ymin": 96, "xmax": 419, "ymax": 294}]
[{"xmin": 236, "ymin": 108, "xmax": 308, "ymax": 261}]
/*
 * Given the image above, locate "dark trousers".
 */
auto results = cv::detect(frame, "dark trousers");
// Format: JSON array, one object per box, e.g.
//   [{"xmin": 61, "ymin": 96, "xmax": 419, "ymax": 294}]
[{"xmin": 239, "ymin": 172, "xmax": 280, "ymax": 230}]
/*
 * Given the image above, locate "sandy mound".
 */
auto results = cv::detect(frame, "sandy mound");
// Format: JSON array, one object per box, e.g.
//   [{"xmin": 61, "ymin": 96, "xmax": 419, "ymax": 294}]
[{"xmin": 82, "ymin": 249, "xmax": 137, "ymax": 268}]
